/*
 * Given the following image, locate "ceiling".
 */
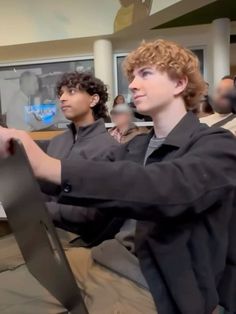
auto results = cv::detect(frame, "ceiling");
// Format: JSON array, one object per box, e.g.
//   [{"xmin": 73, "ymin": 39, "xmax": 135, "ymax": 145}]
[{"xmin": 152, "ymin": 0, "xmax": 236, "ymax": 30}]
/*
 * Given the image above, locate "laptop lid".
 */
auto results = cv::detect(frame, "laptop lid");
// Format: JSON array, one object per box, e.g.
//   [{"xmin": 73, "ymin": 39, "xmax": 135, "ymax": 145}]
[{"xmin": 0, "ymin": 139, "xmax": 88, "ymax": 314}]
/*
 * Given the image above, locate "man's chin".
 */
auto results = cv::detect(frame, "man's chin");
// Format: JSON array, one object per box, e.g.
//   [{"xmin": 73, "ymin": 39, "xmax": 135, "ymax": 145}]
[
  {"xmin": 213, "ymin": 107, "xmax": 232, "ymax": 114},
  {"xmin": 63, "ymin": 116, "xmax": 74, "ymax": 121},
  {"xmin": 135, "ymin": 105, "xmax": 151, "ymax": 116},
  {"xmin": 212, "ymin": 102, "xmax": 232, "ymax": 114}
]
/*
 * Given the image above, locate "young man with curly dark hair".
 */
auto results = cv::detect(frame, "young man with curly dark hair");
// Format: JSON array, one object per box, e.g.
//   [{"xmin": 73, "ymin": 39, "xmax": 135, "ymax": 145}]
[
  {"xmin": 56, "ymin": 71, "xmax": 109, "ymax": 123},
  {"xmin": 44, "ymin": 71, "xmax": 119, "ymax": 235}
]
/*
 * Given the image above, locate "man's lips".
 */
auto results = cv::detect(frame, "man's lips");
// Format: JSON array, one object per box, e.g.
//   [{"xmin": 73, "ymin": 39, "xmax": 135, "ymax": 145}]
[
  {"xmin": 61, "ymin": 106, "xmax": 71, "ymax": 111},
  {"xmin": 133, "ymin": 95, "xmax": 145, "ymax": 101}
]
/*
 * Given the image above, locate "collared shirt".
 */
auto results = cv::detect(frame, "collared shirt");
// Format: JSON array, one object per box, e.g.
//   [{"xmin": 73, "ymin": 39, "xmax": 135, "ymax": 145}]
[{"xmin": 143, "ymin": 135, "xmax": 166, "ymax": 165}]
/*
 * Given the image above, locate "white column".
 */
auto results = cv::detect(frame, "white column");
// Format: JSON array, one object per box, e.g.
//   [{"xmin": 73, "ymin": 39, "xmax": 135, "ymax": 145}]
[
  {"xmin": 211, "ymin": 18, "xmax": 231, "ymax": 87},
  {"xmin": 93, "ymin": 39, "xmax": 114, "ymax": 111}
]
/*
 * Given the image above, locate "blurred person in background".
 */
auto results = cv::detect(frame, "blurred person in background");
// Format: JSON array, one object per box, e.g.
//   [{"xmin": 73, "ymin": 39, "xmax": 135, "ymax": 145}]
[
  {"xmin": 194, "ymin": 82, "xmax": 214, "ymax": 118},
  {"xmin": 200, "ymin": 76, "xmax": 236, "ymax": 134},
  {"xmin": 6, "ymin": 71, "xmax": 40, "ymax": 130},
  {"xmin": 113, "ymin": 94, "xmax": 125, "ymax": 107},
  {"xmin": 109, "ymin": 103, "xmax": 148, "ymax": 143}
]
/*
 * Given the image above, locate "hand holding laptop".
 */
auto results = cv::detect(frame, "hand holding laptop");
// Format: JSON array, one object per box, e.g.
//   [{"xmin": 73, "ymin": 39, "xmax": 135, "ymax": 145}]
[
  {"xmin": 0, "ymin": 127, "xmax": 61, "ymax": 184},
  {"xmin": 0, "ymin": 126, "xmax": 13, "ymax": 158}
]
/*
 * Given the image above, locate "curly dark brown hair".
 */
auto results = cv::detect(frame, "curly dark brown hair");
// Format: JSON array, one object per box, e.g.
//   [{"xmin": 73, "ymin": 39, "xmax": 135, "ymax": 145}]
[{"xmin": 56, "ymin": 71, "xmax": 109, "ymax": 120}]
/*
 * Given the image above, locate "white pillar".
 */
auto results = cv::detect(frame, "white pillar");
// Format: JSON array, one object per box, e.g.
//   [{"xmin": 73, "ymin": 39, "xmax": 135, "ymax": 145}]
[
  {"xmin": 93, "ymin": 39, "xmax": 114, "ymax": 111},
  {"xmin": 211, "ymin": 18, "xmax": 231, "ymax": 87}
]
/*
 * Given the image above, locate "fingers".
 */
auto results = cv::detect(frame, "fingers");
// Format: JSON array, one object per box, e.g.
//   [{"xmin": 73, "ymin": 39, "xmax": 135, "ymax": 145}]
[
  {"xmin": 0, "ymin": 126, "xmax": 11, "ymax": 157},
  {"xmin": 0, "ymin": 127, "xmax": 27, "ymax": 158}
]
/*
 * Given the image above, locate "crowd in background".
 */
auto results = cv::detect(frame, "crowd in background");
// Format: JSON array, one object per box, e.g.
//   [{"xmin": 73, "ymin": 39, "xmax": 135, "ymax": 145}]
[{"xmin": 0, "ymin": 73, "xmax": 236, "ymax": 140}]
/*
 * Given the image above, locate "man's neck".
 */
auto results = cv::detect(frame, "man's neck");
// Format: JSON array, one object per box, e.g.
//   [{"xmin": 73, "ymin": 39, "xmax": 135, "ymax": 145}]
[
  {"xmin": 72, "ymin": 115, "xmax": 95, "ymax": 128},
  {"xmin": 151, "ymin": 99, "xmax": 187, "ymax": 138}
]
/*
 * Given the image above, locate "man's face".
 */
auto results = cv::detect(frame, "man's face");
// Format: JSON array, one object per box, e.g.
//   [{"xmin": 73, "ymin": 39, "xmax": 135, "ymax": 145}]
[
  {"xmin": 111, "ymin": 112, "xmax": 132, "ymax": 128},
  {"xmin": 128, "ymin": 66, "xmax": 178, "ymax": 116},
  {"xmin": 20, "ymin": 75, "xmax": 39, "ymax": 97},
  {"xmin": 213, "ymin": 78, "xmax": 234, "ymax": 114},
  {"xmin": 59, "ymin": 86, "xmax": 95, "ymax": 122}
]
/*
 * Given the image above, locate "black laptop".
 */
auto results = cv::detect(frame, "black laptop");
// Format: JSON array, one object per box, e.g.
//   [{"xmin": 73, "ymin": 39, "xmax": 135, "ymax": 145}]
[{"xmin": 0, "ymin": 139, "xmax": 88, "ymax": 314}]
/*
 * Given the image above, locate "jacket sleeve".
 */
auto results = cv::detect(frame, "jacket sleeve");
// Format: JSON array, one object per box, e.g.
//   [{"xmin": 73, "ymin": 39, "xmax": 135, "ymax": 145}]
[
  {"xmin": 46, "ymin": 201, "xmax": 120, "ymax": 243},
  {"xmin": 58, "ymin": 131, "xmax": 236, "ymax": 220},
  {"xmin": 47, "ymin": 202, "xmax": 99, "ymax": 228},
  {"xmin": 218, "ymin": 194, "xmax": 236, "ymax": 312}
]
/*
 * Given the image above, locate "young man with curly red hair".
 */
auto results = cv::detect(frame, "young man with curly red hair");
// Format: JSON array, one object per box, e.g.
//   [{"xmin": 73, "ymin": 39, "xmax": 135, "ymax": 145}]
[{"xmin": 0, "ymin": 40, "xmax": 236, "ymax": 314}]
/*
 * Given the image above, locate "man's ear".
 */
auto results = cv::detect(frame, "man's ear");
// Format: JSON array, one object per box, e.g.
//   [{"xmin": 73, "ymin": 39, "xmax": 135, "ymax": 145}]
[
  {"xmin": 173, "ymin": 76, "xmax": 188, "ymax": 96},
  {"xmin": 90, "ymin": 94, "xmax": 100, "ymax": 108}
]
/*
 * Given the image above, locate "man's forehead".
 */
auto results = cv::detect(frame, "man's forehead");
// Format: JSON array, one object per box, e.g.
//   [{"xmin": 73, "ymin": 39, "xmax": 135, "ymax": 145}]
[
  {"xmin": 218, "ymin": 79, "xmax": 234, "ymax": 90},
  {"xmin": 60, "ymin": 84, "xmax": 79, "ymax": 91}
]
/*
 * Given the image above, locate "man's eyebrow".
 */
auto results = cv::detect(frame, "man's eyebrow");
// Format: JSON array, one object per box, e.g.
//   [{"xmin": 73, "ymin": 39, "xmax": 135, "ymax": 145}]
[{"xmin": 137, "ymin": 67, "xmax": 152, "ymax": 74}]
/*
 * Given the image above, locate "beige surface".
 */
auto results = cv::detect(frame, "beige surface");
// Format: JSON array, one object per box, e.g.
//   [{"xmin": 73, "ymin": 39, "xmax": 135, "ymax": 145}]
[
  {"xmin": 29, "ymin": 130, "xmax": 64, "ymax": 140},
  {"xmin": 67, "ymin": 247, "xmax": 157, "ymax": 314},
  {"xmin": 0, "ymin": 240, "xmax": 157, "ymax": 314},
  {"xmin": 0, "ymin": 234, "xmax": 224, "ymax": 313}
]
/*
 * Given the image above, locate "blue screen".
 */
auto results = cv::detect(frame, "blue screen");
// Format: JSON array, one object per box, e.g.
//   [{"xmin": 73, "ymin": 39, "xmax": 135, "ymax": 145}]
[{"xmin": 25, "ymin": 103, "xmax": 57, "ymax": 126}]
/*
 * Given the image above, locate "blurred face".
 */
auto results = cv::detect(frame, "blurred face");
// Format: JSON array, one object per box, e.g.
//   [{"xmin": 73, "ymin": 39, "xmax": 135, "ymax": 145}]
[
  {"xmin": 115, "ymin": 95, "xmax": 125, "ymax": 105},
  {"xmin": 59, "ymin": 86, "xmax": 97, "ymax": 122},
  {"xmin": 20, "ymin": 75, "xmax": 39, "ymax": 97},
  {"xmin": 213, "ymin": 78, "xmax": 234, "ymax": 114},
  {"xmin": 128, "ymin": 66, "xmax": 186, "ymax": 117},
  {"xmin": 111, "ymin": 112, "xmax": 132, "ymax": 128}
]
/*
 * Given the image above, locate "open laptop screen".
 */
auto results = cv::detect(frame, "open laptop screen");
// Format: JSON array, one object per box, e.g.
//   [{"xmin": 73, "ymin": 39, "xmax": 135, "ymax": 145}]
[{"xmin": 0, "ymin": 139, "xmax": 88, "ymax": 314}]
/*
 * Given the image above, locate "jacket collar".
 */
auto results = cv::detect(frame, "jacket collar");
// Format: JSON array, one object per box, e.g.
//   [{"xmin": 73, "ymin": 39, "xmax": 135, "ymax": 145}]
[
  {"xmin": 135, "ymin": 112, "xmax": 201, "ymax": 148},
  {"xmin": 126, "ymin": 112, "xmax": 201, "ymax": 161},
  {"xmin": 163, "ymin": 111, "xmax": 201, "ymax": 148},
  {"xmin": 67, "ymin": 119, "xmax": 107, "ymax": 140}
]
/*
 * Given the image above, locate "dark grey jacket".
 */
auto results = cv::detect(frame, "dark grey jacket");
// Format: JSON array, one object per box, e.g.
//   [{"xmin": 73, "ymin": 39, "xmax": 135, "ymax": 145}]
[
  {"xmin": 45, "ymin": 119, "xmax": 120, "ymax": 241},
  {"xmin": 51, "ymin": 112, "xmax": 236, "ymax": 314}
]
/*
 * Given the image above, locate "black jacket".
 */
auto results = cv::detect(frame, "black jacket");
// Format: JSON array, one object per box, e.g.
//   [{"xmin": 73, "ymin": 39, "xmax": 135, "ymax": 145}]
[
  {"xmin": 44, "ymin": 119, "xmax": 122, "ymax": 242},
  {"xmin": 48, "ymin": 113, "xmax": 236, "ymax": 314}
]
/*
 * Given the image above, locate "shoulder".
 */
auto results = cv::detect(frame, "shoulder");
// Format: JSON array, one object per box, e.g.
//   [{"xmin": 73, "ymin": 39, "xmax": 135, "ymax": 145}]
[
  {"xmin": 50, "ymin": 130, "xmax": 70, "ymax": 142},
  {"xmin": 194, "ymin": 122, "xmax": 235, "ymax": 140},
  {"xmin": 92, "ymin": 127, "xmax": 119, "ymax": 147},
  {"xmin": 91, "ymin": 132, "xmax": 120, "ymax": 158},
  {"xmin": 47, "ymin": 130, "xmax": 71, "ymax": 149},
  {"xmin": 190, "ymin": 124, "xmax": 236, "ymax": 158},
  {"xmin": 136, "ymin": 126, "xmax": 150, "ymax": 135},
  {"xmin": 122, "ymin": 132, "xmax": 150, "ymax": 151}
]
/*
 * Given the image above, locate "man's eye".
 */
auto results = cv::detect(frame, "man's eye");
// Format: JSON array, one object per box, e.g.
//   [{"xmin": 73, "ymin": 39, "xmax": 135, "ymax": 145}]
[
  {"xmin": 142, "ymin": 70, "xmax": 151, "ymax": 77},
  {"xmin": 69, "ymin": 88, "xmax": 76, "ymax": 94}
]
